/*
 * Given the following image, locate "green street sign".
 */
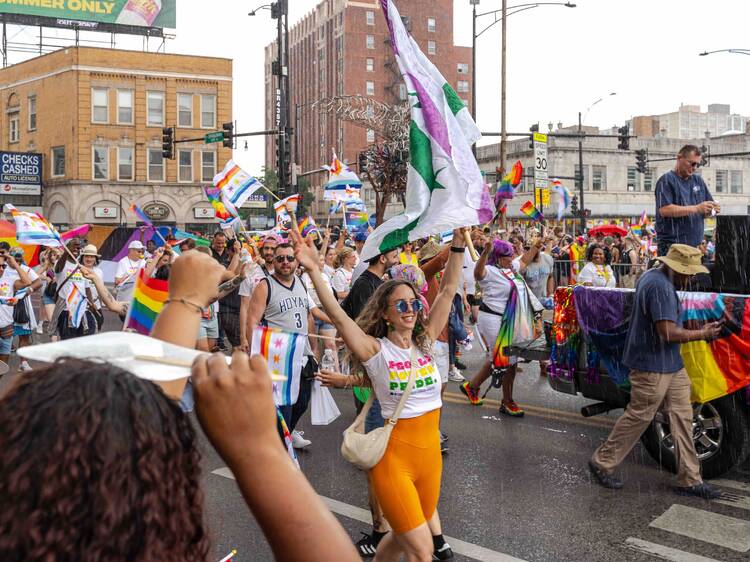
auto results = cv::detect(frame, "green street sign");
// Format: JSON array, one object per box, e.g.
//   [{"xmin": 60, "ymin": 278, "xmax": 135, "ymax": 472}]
[{"xmin": 205, "ymin": 132, "xmax": 224, "ymax": 144}]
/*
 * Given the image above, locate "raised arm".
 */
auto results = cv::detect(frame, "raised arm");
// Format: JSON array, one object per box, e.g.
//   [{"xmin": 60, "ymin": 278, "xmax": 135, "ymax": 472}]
[
  {"xmin": 290, "ymin": 229, "xmax": 378, "ymax": 362},
  {"xmin": 474, "ymin": 239, "xmax": 491, "ymax": 282},
  {"xmin": 424, "ymin": 229, "xmax": 465, "ymax": 341}
]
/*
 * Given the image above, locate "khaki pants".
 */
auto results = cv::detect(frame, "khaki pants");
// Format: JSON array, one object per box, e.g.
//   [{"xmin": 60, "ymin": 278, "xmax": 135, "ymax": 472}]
[{"xmin": 592, "ymin": 368, "xmax": 702, "ymax": 487}]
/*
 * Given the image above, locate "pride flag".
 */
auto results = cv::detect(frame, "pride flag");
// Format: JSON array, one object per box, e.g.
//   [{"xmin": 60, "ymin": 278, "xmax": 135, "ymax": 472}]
[
  {"xmin": 5, "ymin": 205, "xmax": 62, "ymax": 247},
  {"xmin": 520, "ymin": 201, "xmax": 544, "ymax": 222},
  {"xmin": 276, "ymin": 194, "xmax": 301, "ymax": 214},
  {"xmin": 66, "ymin": 284, "xmax": 88, "ymax": 328},
  {"xmin": 124, "ymin": 269, "xmax": 169, "ymax": 335},
  {"xmin": 345, "ymin": 210, "xmax": 370, "ymax": 233},
  {"xmin": 0, "ymin": 220, "xmax": 39, "ymax": 266},
  {"xmin": 551, "ymin": 180, "xmax": 571, "ymax": 220},
  {"xmin": 298, "ymin": 215, "xmax": 319, "ymax": 238},
  {"xmin": 323, "ymin": 151, "xmax": 362, "ymax": 200},
  {"xmin": 129, "ymin": 204, "xmax": 154, "ymax": 229},
  {"xmin": 203, "ymin": 185, "xmax": 234, "ymax": 222},
  {"xmin": 60, "ymin": 224, "xmax": 91, "ymax": 241},
  {"xmin": 492, "ymin": 288, "xmax": 517, "ymax": 369},
  {"xmin": 251, "ymin": 326, "xmax": 307, "ymax": 406},
  {"xmin": 213, "ymin": 160, "xmax": 262, "ymax": 210}
]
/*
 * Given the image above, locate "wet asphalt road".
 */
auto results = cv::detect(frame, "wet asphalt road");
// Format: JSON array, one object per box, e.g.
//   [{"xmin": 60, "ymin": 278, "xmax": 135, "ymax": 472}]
[{"xmin": 4, "ymin": 310, "xmax": 750, "ymax": 561}]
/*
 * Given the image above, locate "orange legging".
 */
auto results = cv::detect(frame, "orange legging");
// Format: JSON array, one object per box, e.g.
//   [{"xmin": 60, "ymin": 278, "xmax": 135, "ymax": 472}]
[{"xmin": 369, "ymin": 408, "xmax": 442, "ymax": 534}]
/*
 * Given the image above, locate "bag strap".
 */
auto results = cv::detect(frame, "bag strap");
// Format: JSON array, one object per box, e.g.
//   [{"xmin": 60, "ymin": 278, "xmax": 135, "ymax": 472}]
[
  {"xmin": 386, "ymin": 347, "xmax": 418, "ymax": 426},
  {"xmin": 54, "ymin": 264, "xmax": 81, "ymax": 301}
]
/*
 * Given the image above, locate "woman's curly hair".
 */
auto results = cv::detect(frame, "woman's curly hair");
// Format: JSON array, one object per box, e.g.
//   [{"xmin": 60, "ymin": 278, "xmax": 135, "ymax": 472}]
[{"xmin": 0, "ymin": 359, "xmax": 209, "ymax": 562}]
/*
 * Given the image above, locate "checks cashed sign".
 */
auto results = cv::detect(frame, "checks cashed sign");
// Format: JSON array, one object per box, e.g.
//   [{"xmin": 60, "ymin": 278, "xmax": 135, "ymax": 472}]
[{"xmin": 0, "ymin": 152, "xmax": 42, "ymax": 196}]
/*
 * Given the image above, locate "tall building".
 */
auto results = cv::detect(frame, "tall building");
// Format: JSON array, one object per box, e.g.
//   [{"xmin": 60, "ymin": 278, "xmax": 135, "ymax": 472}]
[
  {"xmin": 265, "ymin": 0, "xmax": 472, "ymax": 218},
  {"xmin": 0, "ymin": 46, "xmax": 232, "ymax": 229},
  {"xmin": 632, "ymin": 104, "xmax": 748, "ymax": 140}
]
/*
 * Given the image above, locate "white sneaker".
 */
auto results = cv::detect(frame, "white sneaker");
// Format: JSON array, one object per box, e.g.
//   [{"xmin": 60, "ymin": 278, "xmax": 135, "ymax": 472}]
[
  {"xmin": 448, "ymin": 366, "xmax": 465, "ymax": 382},
  {"xmin": 34, "ymin": 325, "xmax": 44, "ymax": 334},
  {"xmin": 292, "ymin": 430, "xmax": 311, "ymax": 449},
  {"xmin": 18, "ymin": 360, "xmax": 33, "ymax": 372}
]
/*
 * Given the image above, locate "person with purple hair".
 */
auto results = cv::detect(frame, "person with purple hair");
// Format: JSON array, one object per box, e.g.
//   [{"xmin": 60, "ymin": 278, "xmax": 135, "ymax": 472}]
[{"xmin": 460, "ymin": 238, "xmax": 542, "ymax": 416}]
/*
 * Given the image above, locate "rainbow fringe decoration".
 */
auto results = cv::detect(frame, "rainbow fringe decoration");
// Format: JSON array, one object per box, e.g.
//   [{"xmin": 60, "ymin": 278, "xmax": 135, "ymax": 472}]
[
  {"xmin": 492, "ymin": 289, "xmax": 518, "ymax": 369},
  {"xmin": 298, "ymin": 215, "xmax": 319, "ymax": 238},
  {"xmin": 124, "ymin": 269, "xmax": 169, "ymax": 335},
  {"xmin": 520, "ymin": 200, "xmax": 544, "ymax": 222}
]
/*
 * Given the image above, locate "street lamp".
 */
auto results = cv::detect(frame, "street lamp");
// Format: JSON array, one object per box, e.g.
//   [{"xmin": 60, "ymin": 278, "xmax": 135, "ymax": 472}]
[
  {"xmin": 248, "ymin": 4, "xmax": 273, "ymax": 16},
  {"xmin": 699, "ymin": 48, "xmax": 750, "ymax": 57},
  {"xmin": 470, "ymin": 2, "xmax": 576, "ymax": 168}
]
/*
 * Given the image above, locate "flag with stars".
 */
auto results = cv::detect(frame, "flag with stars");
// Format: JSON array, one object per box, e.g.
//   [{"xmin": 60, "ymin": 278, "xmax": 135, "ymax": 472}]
[{"xmin": 251, "ymin": 326, "xmax": 307, "ymax": 406}]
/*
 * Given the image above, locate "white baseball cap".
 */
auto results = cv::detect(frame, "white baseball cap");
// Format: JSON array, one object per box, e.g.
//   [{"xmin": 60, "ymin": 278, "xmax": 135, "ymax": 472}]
[{"xmin": 128, "ymin": 240, "xmax": 145, "ymax": 251}]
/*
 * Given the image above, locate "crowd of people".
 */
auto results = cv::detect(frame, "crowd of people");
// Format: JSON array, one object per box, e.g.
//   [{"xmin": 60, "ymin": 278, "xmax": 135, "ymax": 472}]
[{"xmin": 0, "ymin": 144, "xmax": 728, "ymax": 560}]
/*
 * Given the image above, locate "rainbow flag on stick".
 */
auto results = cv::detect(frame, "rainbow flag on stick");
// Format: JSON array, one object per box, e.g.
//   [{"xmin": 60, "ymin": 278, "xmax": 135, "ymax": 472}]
[
  {"xmin": 129, "ymin": 204, "xmax": 154, "ymax": 229},
  {"xmin": 520, "ymin": 201, "xmax": 544, "ymax": 222},
  {"xmin": 60, "ymin": 224, "xmax": 91, "ymax": 241},
  {"xmin": 5, "ymin": 204, "xmax": 62, "ymax": 247},
  {"xmin": 213, "ymin": 160, "xmax": 262, "ymax": 211},
  {"xmin": 66, "ymin": 284, "xmax": 88, "ymax": 328},
  {"xmin": 124, "ymin": 269, "xmax": 169, "ymax": 335},
  {"xmin": 298, "ymin": 215, "xmax": 319, "ymax": 238},
  {"xmin": 251, "ymin": 326, "xmax": 307, "ymax": 407}
]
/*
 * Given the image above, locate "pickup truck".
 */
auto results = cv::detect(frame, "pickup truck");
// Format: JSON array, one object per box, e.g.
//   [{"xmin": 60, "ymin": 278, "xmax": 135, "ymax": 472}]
[{"xmin": 510, "ymin": 285, "xmax": 750, "ymax": 479}]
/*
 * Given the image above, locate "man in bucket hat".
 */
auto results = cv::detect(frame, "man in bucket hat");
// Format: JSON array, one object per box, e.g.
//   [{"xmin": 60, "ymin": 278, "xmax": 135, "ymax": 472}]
[{"xmin": 588, "ymin": 244, "xmax": 723, "ymax": 498}]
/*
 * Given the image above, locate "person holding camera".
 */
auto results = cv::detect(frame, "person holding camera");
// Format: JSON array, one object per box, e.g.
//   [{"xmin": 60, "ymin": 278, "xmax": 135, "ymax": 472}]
[{"xmin": 0, "ymin": 249, "xmax": 32, "ymax": 367}]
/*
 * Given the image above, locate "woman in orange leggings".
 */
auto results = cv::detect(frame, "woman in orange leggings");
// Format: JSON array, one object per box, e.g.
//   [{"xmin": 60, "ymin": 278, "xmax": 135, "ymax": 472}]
[{"xmin": 293, "ymin": 227, "xmax": 466, "ymax": 562}]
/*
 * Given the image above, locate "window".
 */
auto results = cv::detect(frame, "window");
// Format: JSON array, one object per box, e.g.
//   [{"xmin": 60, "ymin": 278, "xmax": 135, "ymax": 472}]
[
  {"xmin": 366, "ymin": 10, "xmax": 374, "ymax": 25},
  {"xmin": 178, "ymin": 149, "xmax": 193, "ymax": 182},
  {"xmin": 148, "ymin": 149, "xmax": 164, "ymax": 182},
  {"xmin": 366, "ymin": 81, "xmax": 375, "ymax": 96},
  {"xmin": 117, "ymin": 147, "xmax": 134, "ymax": 181},
  {"xmin": 715, "ymin": 170, "xmax": 727, "ymax": 193},
  {"xmin": 366, "ymin": 35, "xmax": 375, "ymax": 49},
  {"xmin": 93, "ymin": 146, "xmax": 108, "ymax": 180},
  {"xmin": 627, "ymin": 167, "xmax": 638, "ymax": 191},
  {"xmin": 366, "ymin": 129, "xmax": 375, "ymax": 143},
  {"xmin": 427, "ymin": 41, "xmax": 436, "ymax": 55},
  {"xmin": 116, "ymin": 90, "xmax": 133, "ymax": 124},
  {"xmin": 8, "ymin": 112, "xmax": 19, "ymax": 143},
  {"xmin": 28, "ymin": 95, "xmax": 37, "ymax": 131},
  {"xmin": 51, "ymin": 147, "xmax": 65, "ymax": 177},
  {"xmin": 147, "ymin": 91, "xmax": 164, "ymax": 126},
  {"xmin": 92, "ymin": 88, "xmax": 108, "ymax": 123},
  {"xmin": 457, "ymin": 80, "xmax": 469, "ymax": 93},
  {"xmin": 399, "ymin": 84, "xmax": 407, "ymax": 101},
  {"xmin": 201, "ymin": 151, "xmax": 217, "ymax": 182},
  {"xmin": 730, "ymin": 170, "xmax": 743, "ymax": 194},
  {"xmin": 366, "ymin": 58, "xmax": 374, "ymax": 72},
  {"xmin": 457, "ymin": 63, "xmax": 469, "ymax": 74},
  {"xmin": 427, "ymin": 17, "xmax": 436, "ymax": 32},
  {"xmin": 178, "ymin": 93, "xmax": 193, "ymax": 127},
  {"xmin": 644, "ymin": 168, "xmax": 655, "ymax": 192},
  {"xmin": 201, "ymin": 94, "xmax": 216, "ymax": 129},
  {"xmin": 575, "ymin": 164, "xmax": 589, "ymax": 190},
  {"xmin": 592, "ymin": 165, "xmax": 607, "ymax": 191}
]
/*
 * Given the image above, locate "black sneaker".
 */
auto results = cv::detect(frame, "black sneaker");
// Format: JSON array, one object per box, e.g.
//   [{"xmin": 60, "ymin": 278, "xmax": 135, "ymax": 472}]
[
  {"xmin": 440, "ymin": 431, "xmax": 448, "ymax": 443},
  {"xmin": 675, "ymin": 483, "xmax": 722, "ymax": 500},
  {"xmin": 355, "ymin": 532, "xmax": 378, "ymax": 558},
  {"xmin": 440, "ymin": 444, "xmax": 449, "ymax": 455},
  {"xmin": 454, "ymin": 360, "xmax": 467, "ymax": 370},
  {"xmin": 588, "ymin": 461, "xmax": 623, "ymax": 489},
  {"xmin": 433, "ymin": 542, "xmax": 454, "ymax": 560}
]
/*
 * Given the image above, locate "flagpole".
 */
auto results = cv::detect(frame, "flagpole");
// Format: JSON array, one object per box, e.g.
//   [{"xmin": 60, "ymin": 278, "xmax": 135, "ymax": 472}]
[{"xmin": 341, "ymin": 202, "xmax": 348, "ymax": 231}]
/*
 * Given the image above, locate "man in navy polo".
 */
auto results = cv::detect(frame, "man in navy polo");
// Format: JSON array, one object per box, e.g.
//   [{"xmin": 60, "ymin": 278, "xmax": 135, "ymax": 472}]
[{"xmin": 655, "ymin": 145, "xmax": 720, "ymax": 256}]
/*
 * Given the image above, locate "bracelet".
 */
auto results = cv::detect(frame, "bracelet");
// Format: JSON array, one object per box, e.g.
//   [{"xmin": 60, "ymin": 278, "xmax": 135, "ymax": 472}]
[
  {"xmin": 450, "ymin": 246, "xmax": 466, "ymax": 253},
  {"xmin": 164, "ymin": 298, "xmax": 204, "ymax": 314}
]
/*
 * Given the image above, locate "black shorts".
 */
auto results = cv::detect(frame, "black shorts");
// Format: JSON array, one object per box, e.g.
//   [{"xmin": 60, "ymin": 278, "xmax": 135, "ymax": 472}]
[
  {"xmin": 467, "ymin": 294, "xmax": 482, "ymax": 307},
  {"xmin": 219, "ymin": 310, "xmax": 241, "ymax": 346}
]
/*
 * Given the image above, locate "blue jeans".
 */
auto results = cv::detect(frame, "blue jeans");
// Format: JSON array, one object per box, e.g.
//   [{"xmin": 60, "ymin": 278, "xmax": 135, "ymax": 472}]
[
  {"xmin": 179, "ymin": 379, "xmax": 195, "ymax": 413},
  {"xmin": 449, "ymin": 293, "xmax": 467, "ymax": 364}
]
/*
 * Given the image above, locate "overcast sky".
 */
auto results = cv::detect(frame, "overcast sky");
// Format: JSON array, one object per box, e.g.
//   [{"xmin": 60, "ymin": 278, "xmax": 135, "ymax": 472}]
[{"xmin": 8, "ymin": 0, "xmax": 750, "ymax": 174}]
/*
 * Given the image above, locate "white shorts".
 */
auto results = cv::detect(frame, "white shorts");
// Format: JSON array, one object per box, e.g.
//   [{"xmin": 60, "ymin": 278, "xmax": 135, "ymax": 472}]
[
  {"xmin": 433, "ymin": 340, "xmax": 450, "ymax": 384},
  {"xmin": 476, "ymin": 310, "xmax": 517, "ymax": 365}
]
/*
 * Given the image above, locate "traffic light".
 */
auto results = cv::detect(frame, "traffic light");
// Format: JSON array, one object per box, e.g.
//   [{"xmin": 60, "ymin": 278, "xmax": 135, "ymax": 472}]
[
  {"xmin": 222, "ymin": 122, "xmax": 234, "ymax": 148},
  {"xmin": 617, "ymin": 125, "xmax": 629, "ymax": 151},
  {"xmin": 570, "ymin": 194, "xmax": 579, "ymax": 216},
  {"xmin": 283, "ymin": 129, "xmax": 292, "ymax": 164},
  {"xmin": 529, "ymin": 123, "xmax": 539, "ymax": 149},
  {"xmin": 161, "ymin": 127, "xmax": 174, "ymax": 160},
  {"xmin": 358, "ymin": 152, "xmax": 368, "ymax": 173},
  {"xmin": 635, "ymin": 148, "xmax": 648, "ymax": 174},
  {"xmin": 700, "ymin": 144, "xmax": 710, "ymax": 168}
]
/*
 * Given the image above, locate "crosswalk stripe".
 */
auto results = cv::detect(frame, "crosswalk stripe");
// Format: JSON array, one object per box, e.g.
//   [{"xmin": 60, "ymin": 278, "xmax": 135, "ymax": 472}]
[
  {"xmin": 649, "ymin": 504, "xmax": 750, "ymax": 552},
  {"xmin": 710, "ymin": 478, "xmax": 750, "ymax": 493},
  {"xmin": 623, "ymin": 537, "xmax": 719, "ymax": 561},
  {"xmin": 212, "ymin": 467, "xmax": 528, "ymax": 562},
  {"xmin": 716, "ymin": 492, "xmax": 750, "ymax": 512}
]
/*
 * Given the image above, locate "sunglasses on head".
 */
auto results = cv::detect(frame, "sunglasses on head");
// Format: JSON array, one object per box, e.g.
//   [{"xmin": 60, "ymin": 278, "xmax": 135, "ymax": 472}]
[
  {"xmin": 275, "ymin": 255, "xmax": 296, "ymax": 263},
  {"xmin": 392, "ymin": 299, "xmax": 424, "ymax": 314}
]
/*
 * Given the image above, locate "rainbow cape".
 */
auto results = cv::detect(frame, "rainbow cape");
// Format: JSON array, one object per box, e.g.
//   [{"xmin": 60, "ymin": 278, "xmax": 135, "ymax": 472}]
[
  {"xmin": 124, "ymin": 269, "xmax": 169, "ymax": 335},
  {"xmin": 251, "ymin": 326, "xmax": 307, "ymax": 407},
  {"xmin": 520, "ymin": 201, "xmax": 544, "ymax": 222},
  {"xmin": 491, "ymin": 269, "xmax": 537, "ymax": 368}
]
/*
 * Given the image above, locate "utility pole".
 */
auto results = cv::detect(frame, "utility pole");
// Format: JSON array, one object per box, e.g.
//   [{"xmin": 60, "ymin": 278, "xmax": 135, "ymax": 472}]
[
  {"xmin": 499, "ymin": 0, "xmax": 508, "ymax": 174},
  {"xmin": 471, "ymin": 0, "xmax": 478, "ymax": 157},
  {"xmin": 273, "ymin": 0, "xmax": 290, "ymax": 198},
  {"xmin": 577, "ymin": 111, "xmax": 585, "ymax": 235}
]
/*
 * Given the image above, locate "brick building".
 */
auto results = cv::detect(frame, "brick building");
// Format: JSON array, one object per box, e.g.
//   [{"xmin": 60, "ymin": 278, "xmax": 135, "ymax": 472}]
[
  {"xmin": 0, "ymin": 46, "xmax": 232, "ymax": 229},
  {"xmin": 265, "ymin": 0, "xmax": 472, "ymax": 218}
]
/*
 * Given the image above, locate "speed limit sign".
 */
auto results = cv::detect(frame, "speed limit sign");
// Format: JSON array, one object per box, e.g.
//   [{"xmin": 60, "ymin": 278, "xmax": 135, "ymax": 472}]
[{"xmin": 533, "ymin": 132, "xmax": 548, "ymax": 190}]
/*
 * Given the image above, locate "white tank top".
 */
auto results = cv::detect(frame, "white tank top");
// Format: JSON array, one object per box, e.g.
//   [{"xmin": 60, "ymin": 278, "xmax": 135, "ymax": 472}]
[{"xmin": 479, "ymin": 265, "xmax": 527, "ymax": 315}]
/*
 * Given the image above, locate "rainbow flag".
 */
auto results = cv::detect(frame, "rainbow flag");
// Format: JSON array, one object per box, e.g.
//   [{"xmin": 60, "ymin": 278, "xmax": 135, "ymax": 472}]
[
  {"xmin": 275, "ymin": 194, "xmax": 301, "ymax": 214},
  {"xmin": 551, "ymin": 180, "xmax": 571, "ymax": 220},
  {"xmin": 66, "ymin": 284, "xmax": 88, "ymax": 328},
  {"xmin": 130, "ymin": 204, "xmax": 154, "ymax": 229},
  {"xmin": 0, "ymin": 220, "xmax": 39, "ymax": 266},
  {"xmin": 323, "ymin": 151, "xmax": 363, "ymax": 200},
  {"xmin": 505, "ymin": 160, "xmax": 524, "ymax": 186},
  {"xmin": 213, "ymin": 160, "xmax": 262, "ymax": 210},
  {"xmin": 298, "ymin": 215, "xmax": 319, "ymax": 238},
  {"xmin": 124, "ymin": 269, "xmax": 169, "ymax": 335},
  {"xmin": 520, "ymin": 201, "xmax": 544, "ymax": 222},
  {"xmin": 5, "ymin": 205, "xmax": 62, "ymax": 247},
  {"xmin": 251, "ymin": 326, "xmax": 307, "ymax": 406},
  {"xmin": 345, "ymin": 210, "xmax": 370, "ymax": 233},
  {"xmin": 203, "ymin": 186, "xmax": 234, "ymax": 222}
]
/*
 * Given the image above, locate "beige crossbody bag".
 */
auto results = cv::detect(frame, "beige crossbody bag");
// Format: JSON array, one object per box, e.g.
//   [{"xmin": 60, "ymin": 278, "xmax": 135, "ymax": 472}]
[{"xmin": 341, "ymin": 348, "xmax": 417, "ymax": 470}]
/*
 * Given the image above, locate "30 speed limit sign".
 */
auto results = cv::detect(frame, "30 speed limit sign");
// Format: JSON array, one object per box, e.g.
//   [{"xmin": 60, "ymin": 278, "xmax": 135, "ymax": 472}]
[{"xmin": 533, "ymin": 132, "xmax": 548, "ymax": 190}]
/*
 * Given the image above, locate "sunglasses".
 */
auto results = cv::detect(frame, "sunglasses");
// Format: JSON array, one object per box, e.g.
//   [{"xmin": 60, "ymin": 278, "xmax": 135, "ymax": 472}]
[
  {"xmin": 392, "ymin": 299, "xmax": 424, "ymax": 314},
  {"xmin": 274, "ymin": 255, "xmax": 296, "ymax": 263}
]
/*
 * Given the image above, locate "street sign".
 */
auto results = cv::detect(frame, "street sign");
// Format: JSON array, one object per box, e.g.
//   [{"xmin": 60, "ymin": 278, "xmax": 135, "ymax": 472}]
[
  {"xmin": 204, "ymin": 132, "xmax": 224, "ymax": 144},
  {"xmin": 533, "ymin": 132, "xmax": 548, "ymax": 192}
]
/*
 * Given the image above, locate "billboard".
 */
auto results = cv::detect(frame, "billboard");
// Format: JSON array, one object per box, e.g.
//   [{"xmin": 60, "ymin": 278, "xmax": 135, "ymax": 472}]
[
  {"xmin": 0, "ymin": 152, "xmax": 42, "ymax": 196},
  {"xmin": 0, "ymin": 0, "xmax": 176, "ymax": 31}
]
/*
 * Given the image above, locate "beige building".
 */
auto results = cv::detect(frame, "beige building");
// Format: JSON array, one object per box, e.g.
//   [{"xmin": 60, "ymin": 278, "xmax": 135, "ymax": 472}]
[
  {"xmin": 0, "ymin": 46, "xmax": 233, "ymax": 229},
  {"xmin": 632, "ymin": 104, "xmax": 748, "ymax": 140}
]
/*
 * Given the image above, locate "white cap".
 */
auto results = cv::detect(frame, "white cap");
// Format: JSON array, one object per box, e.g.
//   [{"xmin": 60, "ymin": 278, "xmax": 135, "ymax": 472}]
[{"xmin": 128, "ymin": 240, "xmax": 145, "ymax": 250}]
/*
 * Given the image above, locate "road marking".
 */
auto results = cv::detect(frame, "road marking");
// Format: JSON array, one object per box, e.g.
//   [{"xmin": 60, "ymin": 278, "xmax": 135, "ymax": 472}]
[
  {"xmin": 212, "ymin": 467, "xmax": 528, "ymax": 562},
  {"xmin": 711, "ymin": 478, "xmax": 750, "ymax": 493},
  {"xmin": 649, "ymin": 504, "xmax": 750, "ymax": 552},
  {"xmin": 623, "ymin": 537, "xmax": 719, "ymax": 561},
  {"xmin": 716, "ymin": 491, "xmax": 750, "ymax": 512}
]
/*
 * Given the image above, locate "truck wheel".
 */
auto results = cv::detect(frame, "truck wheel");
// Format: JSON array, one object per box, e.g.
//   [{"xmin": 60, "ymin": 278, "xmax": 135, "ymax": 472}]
[{"xmin": 640, "ymin": 390, "xmax": 750, "ymax": 479}]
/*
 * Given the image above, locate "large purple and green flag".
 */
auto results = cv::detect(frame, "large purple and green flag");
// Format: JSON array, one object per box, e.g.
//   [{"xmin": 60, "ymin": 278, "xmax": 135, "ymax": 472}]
[{"xmin": 359, "ymin": 1, "xmax": 492, "ymax": 261}]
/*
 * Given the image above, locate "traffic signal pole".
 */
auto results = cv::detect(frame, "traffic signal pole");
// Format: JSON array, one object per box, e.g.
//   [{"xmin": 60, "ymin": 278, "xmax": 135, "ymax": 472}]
[{"xmin": 577, "ymin": 111, "xmax": 585, "ymax": 235}]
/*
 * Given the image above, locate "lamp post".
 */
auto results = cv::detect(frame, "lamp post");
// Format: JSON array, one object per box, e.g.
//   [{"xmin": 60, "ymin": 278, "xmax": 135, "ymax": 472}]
[{"xmin": 470, "ymin": 2, "xmax": 576, "ymax": 171}]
